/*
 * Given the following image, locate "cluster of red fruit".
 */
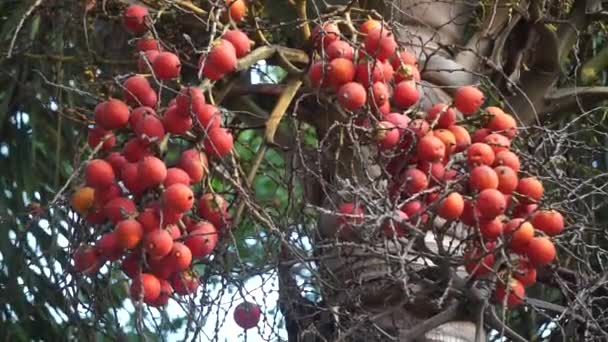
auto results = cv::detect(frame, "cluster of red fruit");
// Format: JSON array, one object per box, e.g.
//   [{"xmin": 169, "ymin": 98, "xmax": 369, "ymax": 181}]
[
  {"xmin": 318, "ymin": 20, "xmax": 564, "ymax": 309},
  {"xmin": 308, "ymin": 20, "xmax": 420, "ymax": 112},
  {"xmin": 69, "ymin": 3, "xmax": 261, "ymax": 329}
]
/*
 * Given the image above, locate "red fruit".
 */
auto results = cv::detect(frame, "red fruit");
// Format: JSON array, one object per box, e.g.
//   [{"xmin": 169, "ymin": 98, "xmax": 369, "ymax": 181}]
[
  {"xmin": 137, "ymin": 208, "xmax": 161, "ymax": 232},
  {"xmin": 163, "ymin": 106, "xmax": 193, "ymax": 134},
  {"xmin": 167, "ymin": 242, "xmax": 192, "ymax": 271},
  {"xmin": 149, "ymin": 279, "xmax": 173, "ymax": 307},
  {"xmin": 531, "ymin": 210, "xmax": 564, "ymax": 236},
  {"xmin": 417, "ymin": 135, "xmax": 446, "ymax": 162},
  {"xmin": 148, "ymin": 256, "xmax": 174, "ymax": 279},
  {"xmin": 198, "ymin": 193, "xmax": 231, "ymax": 229},
  {"xmin": 145, "ymin": 229, "xmax": 174, "ymax": 259},
  {"xmin": 207, "ymin": 40, "xmax": 238, "ymax": 74},
  {"xmin": 426, "ymin": 103, "xmax": 456, "ymax": 128},
  {"xmin": 485, "ymin": 106, "xmax": 504, "ymax": 116},
  {"xmin": 95, "ymin": 99, "xmax": 130, "ymax": 130},
  {"xmin": 308, "ymin": 62, "xmax": 325, "ymax": 87},
  {"xmin": 383, "ymin": 113, "xmax": 411, "ymax": 134},
  {"xmin": 400, "ymin": 200, "xmax": 426, "ymax": 219},
  {"xmin": 393, "ymin": 81, "xmax": 419, "ymax": 108},
  {"xmin": 504, "ymin": 219, "xmax": 535, "ymax": 253},
  {"xmin": 433, "ymin": 129, "xmax": 457, "ymax": 155},
  {"xmin": 129, "ymin": 106, "xmax": 155, "ymax": 129},
  {"xmin": 200, "ymin": 56, "xmax": 224, "ymax": 81},
  {"xmin": 363, "ymin": 27, "xmax": 396, "ymax": 61},
  {"xmin": 123, "ymin": 138, "xmax": 152, "ymax": 163},
  {"xmin": 88, "ymin": 126, "xmax": 116, "ymax": 151},
  {"xmin": 138, "ymin": 156, "xmax": 167, "ymax": 188},
  {"xmin": 471, "ymin": 128, "xmax": 491, "ymax": 143},
  {"xmin": 234, "ymin": 302, "xmax": 262, "ymax": 330},
  {"xmin": 487, "ymin": 112, "xmax": 517, "ymax": 139},
  {"xmin": 86, "ymin": 209, "xmax": 107, "ymax": 225},
  {"xmin": 136, "ymin": 38, "xmax": 161, "ymax": 52},
  {"xmin": 494, "ymin": 278, "xmax": 525, "ymax": 308},
  {"xmin": 493, "ymin": 166, "xmax": 518, "ymax": 194},
  {"xmin": 163, "ymin": 184, "xmax": 194, "ymax": 213},
  {"xmin": 135, "ymin": 114, "xmax": 165, "ymax": 144},
  {"xmin": 466, "ymin": 142, "xmax": 495, "ymax": 166},
  {"xmin": 526, "ymin": 237, "xmax": 556, "ymax": 266},
  {"xmin": 390, "ymin": 50, "xmax": 417, "ymax": 69},
  {"xmin": 382, "ymin": 210, "xmax": 409, "ymax": 237},
  {"xmin": 400, "ymin": 168, "xmax": 429, "ymax": 194},
  {"xmin": 176, "ymin": 86, "xmax": 205, "ymax": 116},
  {"xmin": 417, "ymin": 161, "xmax": 445, "ymax": 182},
  {"xmin": 185, "ymin": 222, "xmax": 219, "ymax": 257},
  {"xmin": 204, "ymin": 127, "xmax": 234, "ymax": 158},
  {"xmin": 164, "ymin": 168, "xmax": 191, "ymax": 188},
  {"xmin": 123, "ymin": 5, "xmax": 149, "ymax": 33},
  {"xmin": 152, "ymin": 204, "xmax": 183, "ymax": 225},
  {"xmin": 477, "ymin": 189, "xmax": 506, "ymax": 219},
  {"xmin": 225, "ymin": 0, "xmax": 247, "ymax": 22},
  {"xmin": 85, "ymin": 159, "xmax": 115, "ymax": 188},
  {"xmin": 94, "ymin": 183, "xmax": 122, "ymax": 207},
  {"xmin": 359, "ymin": 19, "xmax": 382, "ymax": 35},
  {"xmin": 168, "ymin": 224, "xmax": 182, "ymax": 241},
  {"xmin": 130, "ymin": 273, "xmax": 161, "ymax": 303},
  {"xmin": 336, "ymin": 203, "xmax": 364, "ymax": 238},
  {"xmin": 479, "ymin": 218, "xmax": 504, "ymax": 240},
  {"xmin": 464, "ymin": 249, "xmax": 495, "ymax": 277},
  {"xmin": 517, "ymin": 177, "xmax": 543, "ymax": 203},
  {"xmin": 394, "ymin": 64, "xmax": 420, "ymax": 83},
  {"xmin": 104, "ymin": 197, "xmax": 138, "ymax": 224},
  {"xmin": 370, "ymin": 82, "xmax": 390, "ymax": 106},
  {"xmin": 514, "ymin": 259, "xmax": 537, "ymax": 287},
  {"xmin": 193, "ymin": 103, "xmax": 222, "ymax": 131},
  {"xmin": 461, "ymin": 200, "xmax": 481, "ymax": 226},
  {"xmin": 178, "ymin": 149, "xmax": 209, "ymax": 183},
  {"xmin": 337, "ymin": 82, "xmax": 367, "ymax": 111},
  {"xmin": 222, "ymin": 29, "xmax": 252, "ymax": 58},
  {"xmin": 493, "ymin": 150, "xmax": 520, "ymax": 173},
  {"xmin": 115, "ymin": 219, "xmax": 144, "ymax": 249},
  {"xmin": 512, "ymin": 203, "xmax": 538, "ymax": 219},
  {"xmin": 121, "ymin": 252, "xmax": 141, "ymax": 278},
  {"xmin": 448, "ymin": 125, "xmax": 471, "ymax": 152},
  {"xmin": 483, "ymin": 133, "xmax": 511, "ymax": 154},
  {"xmin": 376, "ymin": 121, "xmax": 400, "ymax": 150},
  {"xmin": 94, "ymin": 232, "xmax": 123, "ymax": 261},
  {"xmin": 105, "ymin": 152, "xmax": 128, "ymax": 175},
  {"xmin": 454, "ymin": 86, "xmax": 484, "ymax": 115},
  {"xmin": 123, "ymin": 75, "xmax": 157, "ymax": 108},
  {"xmin": 73, "ymin": 245, "xmax": 101, "ymax": 275},
  {"xmin": 380, "ymin": 60, "xmax": 394, "ymax": 81},
  {"xmin": 121, "ymin": 162, "xmax": 146, "ymax": 195},
  {"xmin": 438, "ymin": 192, "xmax": 464, "ymax": 220},
  {"xmin": 313, "ymin": 22, "xmax": 340, "ymax": 49},
  {"xmin": 138, "ymin": 50, "xmax": 160, "ymax": 73},
  {"xmin": 408, "ymin": 119, "xmax": 430, "ymax": 140},
  {"xmin": 326, "ymin": 40, "xmax": 354, "ymax": 60},
  {"xmin": 328, "ymin": 58, "xmax": 355, "ymax": 87},
  {"xmin": 171, "ymin": 271, "xmax": 199, "ymax": 295},
  {"xmin": 152, "ymin": 52, "xmax": 181, "ymax": 80},
  {"xmin": 355, "ymin": 60, "xmax": 385, "ymax": 87}
]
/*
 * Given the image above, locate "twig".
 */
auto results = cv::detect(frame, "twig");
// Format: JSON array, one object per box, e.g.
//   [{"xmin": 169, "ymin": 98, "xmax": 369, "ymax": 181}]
[
  {"xmin": 232, "ymin": 77, "xmax": 303, "ymax": 226},
  {"xmin": 7, "ymin": 0, "xmax": 44, "ymax": 58}
]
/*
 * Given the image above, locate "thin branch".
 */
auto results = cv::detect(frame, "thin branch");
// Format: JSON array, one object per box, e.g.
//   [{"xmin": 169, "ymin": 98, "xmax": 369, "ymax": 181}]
[{"xmin": 7, "ymin": 0, "xmax": 43, "ymax": 58}]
